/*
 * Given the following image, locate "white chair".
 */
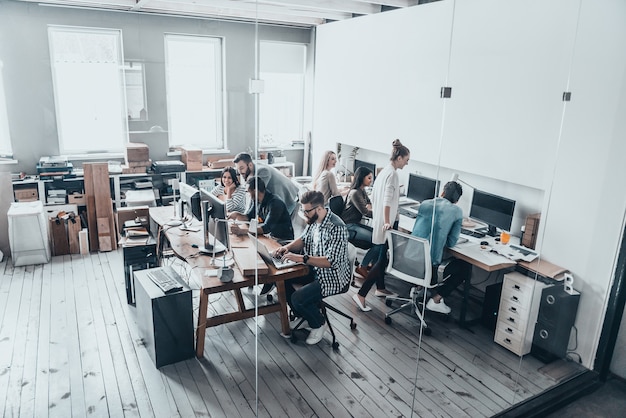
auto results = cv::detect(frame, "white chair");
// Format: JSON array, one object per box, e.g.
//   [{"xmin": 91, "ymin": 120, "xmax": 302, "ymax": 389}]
[{"xmin": 383, "ymin": 230, "xmax": 435, "ymax": 335}]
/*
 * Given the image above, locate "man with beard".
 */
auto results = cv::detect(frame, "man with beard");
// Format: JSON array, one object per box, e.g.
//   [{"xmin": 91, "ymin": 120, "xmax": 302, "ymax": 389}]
[
  {"xmin": 229, "ymin": 176, "xmax": 294, "ymax": 296},
  {"xmin": 274, "ymin": 191, "xmax": 351, "ymax": 345},
  {"xmin": 229, "ymin": 176, "xmax": 294, "ymax": 242},
  {"xmin": 233, "ymin": 152, "xmax": 300, "ymax": 215}
]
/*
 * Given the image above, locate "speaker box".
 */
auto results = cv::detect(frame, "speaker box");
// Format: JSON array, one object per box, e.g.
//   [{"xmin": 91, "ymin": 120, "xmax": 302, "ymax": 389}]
[
  {"xmin": 531, "ymin": 285, "xmax": 580, "ymax": 363},
  {"xmin": 481, "ymin": 282, "xmax": 503, "ymax": 332},
  {"xmin": 135, "ymin": 268, "xmax": 194, "ymax": 368}
]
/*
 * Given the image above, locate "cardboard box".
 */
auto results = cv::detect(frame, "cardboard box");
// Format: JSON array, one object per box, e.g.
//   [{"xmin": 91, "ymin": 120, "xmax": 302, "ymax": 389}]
[
  {"xmin": 116, "ymin": 206, "xmax": 150, "ymax": 237},
  {"xmin": 125, "ymin": 142, "xmax": 150, "ymax": 163},
  {"xmin": 180, "ymin": 146, "xmax": 203, "ymax": 171}
]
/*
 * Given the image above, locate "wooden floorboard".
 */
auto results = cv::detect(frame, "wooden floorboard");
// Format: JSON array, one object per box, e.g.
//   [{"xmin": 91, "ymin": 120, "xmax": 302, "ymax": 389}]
[{"xmin": 0, "ymin": 251, "xmax": 586, "ymax": 417}]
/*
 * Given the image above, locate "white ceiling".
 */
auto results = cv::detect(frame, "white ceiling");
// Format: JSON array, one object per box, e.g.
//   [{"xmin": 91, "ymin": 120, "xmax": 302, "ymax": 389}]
[{"xmin": 18, "ymin": 0, "xmax": 421, "ymax": 28}]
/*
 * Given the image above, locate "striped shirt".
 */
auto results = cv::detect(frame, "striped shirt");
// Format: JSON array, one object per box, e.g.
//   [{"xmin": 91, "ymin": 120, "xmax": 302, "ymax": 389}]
[
  {"xmin": 211, "ymin": 184, "xmax": 247, "ymax": 214},
  {"xmin": 300, "ymin": 211, "xmax": 351, "ymax": 297}
]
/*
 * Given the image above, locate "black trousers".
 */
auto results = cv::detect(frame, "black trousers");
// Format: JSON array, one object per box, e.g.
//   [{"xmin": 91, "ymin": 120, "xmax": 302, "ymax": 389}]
[{"xmin": 432, "ymin": 258, "xmax": 472, "ymax": 298}]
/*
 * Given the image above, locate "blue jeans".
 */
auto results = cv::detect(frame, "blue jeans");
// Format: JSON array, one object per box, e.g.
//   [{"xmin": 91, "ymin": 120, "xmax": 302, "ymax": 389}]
[{"xmin": 286, "ymin": 271, "xmax": 325, "ymax": 329}]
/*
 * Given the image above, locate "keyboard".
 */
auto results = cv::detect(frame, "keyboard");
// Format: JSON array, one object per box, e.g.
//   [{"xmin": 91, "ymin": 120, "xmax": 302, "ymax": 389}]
[
  {"xmin": 510, "ymin": 244, "xmax": 537, "ymax": 258},
  {"xmin": 398, "ymin": 207, "xmax": 417, "ymax": 218},
  {"xmin": 461, "ymin": 228, "xmax": 486, "ymax": 238},
  {"xmin": 147, "ymin": 268, "xmax": 183, "ymax": 294},
  {"xmin": 410, "ymin": 204, "xmax": 421, "ymax": 211}
]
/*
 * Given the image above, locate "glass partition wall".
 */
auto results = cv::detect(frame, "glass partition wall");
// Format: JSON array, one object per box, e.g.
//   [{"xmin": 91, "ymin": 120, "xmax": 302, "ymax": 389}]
[
  {"xmin": 311, "ymin": 0, "xmax": 626, "ymax": 416},
  {"xmin": 2, "ymin": 0, "xmax": 625, "ymax": 416}
]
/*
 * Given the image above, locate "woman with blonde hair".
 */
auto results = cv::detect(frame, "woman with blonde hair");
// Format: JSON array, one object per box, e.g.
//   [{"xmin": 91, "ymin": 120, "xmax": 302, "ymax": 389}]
[
  {"xmin": 352, "ymin": 139, "xmax": 410, "ymax": 312},
  {"xmin": 312, "ymin": 150, "xmax": 340, "ymax": 204}
]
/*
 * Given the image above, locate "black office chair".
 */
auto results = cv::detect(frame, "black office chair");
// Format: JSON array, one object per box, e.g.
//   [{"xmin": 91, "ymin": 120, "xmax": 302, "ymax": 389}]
[
  {"xmin": 290, "ymin": 243, "xmax": 357, "ymax": 350},
  {"xmin": 329, "ymin": 194, "xmax": 373, "ymax": 285}
]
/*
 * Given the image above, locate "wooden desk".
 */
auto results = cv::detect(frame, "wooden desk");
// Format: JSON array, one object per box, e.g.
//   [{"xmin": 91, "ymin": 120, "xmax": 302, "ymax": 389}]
[
  {"xmin": 447, "ymin": 241, "xmax": 516, "ymax": 329},
  {"xmin": 150, "ymin": 206, "xmax": 308, "ymax": 358}
]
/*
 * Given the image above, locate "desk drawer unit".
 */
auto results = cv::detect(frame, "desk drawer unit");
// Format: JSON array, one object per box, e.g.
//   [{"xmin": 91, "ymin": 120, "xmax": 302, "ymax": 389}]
[{"xmin": 494, "ymin": 272, "xmax": 549, "ymax": 356}]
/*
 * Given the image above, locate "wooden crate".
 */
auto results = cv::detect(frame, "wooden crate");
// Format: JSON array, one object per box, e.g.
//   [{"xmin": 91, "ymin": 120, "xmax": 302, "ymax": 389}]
[{"xmin": 14, "ymin": 187, "xmax": 38, "ymax": 202}]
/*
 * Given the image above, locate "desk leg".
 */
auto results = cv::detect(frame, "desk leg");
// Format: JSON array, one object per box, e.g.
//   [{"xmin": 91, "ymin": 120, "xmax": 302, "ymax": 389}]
[
  {"xmin": 275, "ymin": 281, "xmax": 290, "ymax": 336},
  {"xmin": 196, "ymin": 290, "xmax": 209, "ymax": 358}
]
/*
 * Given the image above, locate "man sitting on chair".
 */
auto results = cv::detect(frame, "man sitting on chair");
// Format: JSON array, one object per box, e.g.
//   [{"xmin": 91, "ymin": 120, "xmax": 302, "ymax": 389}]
[
  {"xmin": 275, "ymin": 191, "xmax": 351, "ymax": 345},
  {"xmin": 411, "ymin": 181, "xmax": 472, "ymax": 314}
]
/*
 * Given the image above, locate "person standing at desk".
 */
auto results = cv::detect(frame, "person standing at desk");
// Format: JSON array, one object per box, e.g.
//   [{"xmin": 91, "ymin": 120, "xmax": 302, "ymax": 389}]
[
  {"xmin": 312, "ymin": 150, "xmax": 340, "ymax": 204},
  {"xmin": 229, "ymin": 176, "xmax": 294, "ymax": 296},
  {"xmin": 353, "ymin": 139, "xmax": 410, "ymax": 312},
  {"xmin": 276, "ymin": 190, "xmax": 351, "ymax": 345},
  {"xmin": 233, "ymin": 152, "xmax": 300, "ymax": 215},
  {"xmin": 411, "ymin": 181, "xmax": 471, "ymax": 314},
  {"xmin": 210, "ymin": 167, "xmax": 247, "ymax": 214}
]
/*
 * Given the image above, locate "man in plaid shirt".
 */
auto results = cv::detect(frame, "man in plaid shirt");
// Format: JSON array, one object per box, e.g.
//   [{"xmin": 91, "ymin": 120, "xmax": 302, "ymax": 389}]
[{"xmin": 276, "ymin": 190, "xmax": 351, "ymax": 345}]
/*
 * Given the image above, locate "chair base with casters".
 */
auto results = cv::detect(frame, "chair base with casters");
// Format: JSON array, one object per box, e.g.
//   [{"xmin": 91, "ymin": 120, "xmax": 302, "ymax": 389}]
[
  {"xmin": 290, "ymin": 298, "xmax": 357, "ymax": 350},
  {"xmin": 384, "ymin": 287, "xmax": 432, "ymax": 335}
]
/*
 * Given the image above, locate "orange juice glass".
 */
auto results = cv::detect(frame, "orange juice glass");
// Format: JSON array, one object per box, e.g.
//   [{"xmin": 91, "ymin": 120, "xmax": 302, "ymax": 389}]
[{"xmin": 500, "ymin": 231, "xmax": 511, "ymax": 245}]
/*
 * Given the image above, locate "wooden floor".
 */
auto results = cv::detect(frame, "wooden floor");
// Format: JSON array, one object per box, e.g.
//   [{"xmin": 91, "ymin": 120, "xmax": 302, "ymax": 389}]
[{"xmin": 0, "ymin": 251, "xmax": 586, "ymax": 417}]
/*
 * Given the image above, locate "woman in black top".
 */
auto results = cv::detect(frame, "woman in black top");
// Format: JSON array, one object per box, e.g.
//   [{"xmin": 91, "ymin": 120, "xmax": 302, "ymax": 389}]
[{"xmin": 341, "ymin": 167, "xmax": 374, "ymax": 276}]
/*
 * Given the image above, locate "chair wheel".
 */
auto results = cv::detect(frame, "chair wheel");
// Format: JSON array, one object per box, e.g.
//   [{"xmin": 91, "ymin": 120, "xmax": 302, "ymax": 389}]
[
  {"xmin": 385, "ymin": 316, "xmax": 392, "ymax": 325},
  {"xmin": 385, "ymin": 299, "xmax": 393, "ymax": 307},
  {"xmin": 423, "ymin": 327, "xmax": 432, "ymax": 336},
  {"xmin": 350, "ymin": 322, "xmax": 357, "ymax": 330},
  {"xmin": 332, "ymin": 342, "xmax": 339, "ymax": 350}
]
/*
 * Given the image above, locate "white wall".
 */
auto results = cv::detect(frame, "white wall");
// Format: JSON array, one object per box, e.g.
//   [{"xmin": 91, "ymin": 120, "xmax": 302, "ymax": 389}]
[{"xmin": 312, "ymin": 0, "xmax": 626, "ymax": 368}]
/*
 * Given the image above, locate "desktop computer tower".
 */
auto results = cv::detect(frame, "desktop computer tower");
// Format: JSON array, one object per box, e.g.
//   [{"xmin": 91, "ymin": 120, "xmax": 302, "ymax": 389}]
[
  {"xmin": 135, "ymin": 268, "xmax": 194, "ymax": 368},
  {"xmin": 481, "ymin": 282, "xmax": 503, "ymax": 332},
  {"xmin": 531, "ymin": 285, "xmax": 580, "ymax": 363}
]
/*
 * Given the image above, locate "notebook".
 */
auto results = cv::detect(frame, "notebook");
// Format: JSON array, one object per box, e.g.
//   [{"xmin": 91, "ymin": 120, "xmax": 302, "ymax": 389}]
[{"xmin": 248, "ymin": 234, "xmax": 300, "ymax": 269}]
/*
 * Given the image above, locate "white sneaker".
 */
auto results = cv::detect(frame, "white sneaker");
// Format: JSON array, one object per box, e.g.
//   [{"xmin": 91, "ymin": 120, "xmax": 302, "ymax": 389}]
[
  {"xmin": 426, "ymin": 298, "xmax": 451, "ymax": 314},
  {"xmin": 305, "ymin": 324, "xmax": 328, "ymax": 345}
]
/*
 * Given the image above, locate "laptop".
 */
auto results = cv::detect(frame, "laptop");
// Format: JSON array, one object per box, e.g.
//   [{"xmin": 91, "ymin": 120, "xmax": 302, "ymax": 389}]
[{"xmin": 248, "ymin": 234, "xmax": 301, "ymax": 269}]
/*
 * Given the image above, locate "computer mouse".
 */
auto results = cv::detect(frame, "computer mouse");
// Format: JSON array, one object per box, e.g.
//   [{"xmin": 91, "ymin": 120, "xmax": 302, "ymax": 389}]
[{"xmin": 480, "ymin": 241, "xmax": 489, "ymax": 246}]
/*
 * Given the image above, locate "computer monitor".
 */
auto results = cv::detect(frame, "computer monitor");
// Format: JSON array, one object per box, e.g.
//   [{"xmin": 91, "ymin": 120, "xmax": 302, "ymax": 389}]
[
  {"xmin": 179, "ymin": 182, "xmax": 201, "ymax": 221},
  {"xmin": 469, "ymin": 189, "xmax": 516, "ymax": 237},
  {"xmin": 353, "ymin": 159, "xmax": 376, "ymax": 180},
  {"xmin": 406, "ymin": 173, "xmax": 439, "ymax": 203},
  {"xmin": 199, "ymin": 189, "xmax": 228, "ymax": 254}
]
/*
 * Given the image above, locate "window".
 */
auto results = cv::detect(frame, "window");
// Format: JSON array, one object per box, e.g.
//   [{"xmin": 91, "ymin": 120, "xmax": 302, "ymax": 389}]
[
  {"xmin": 48, "ymin": 26, "xmax": 127, "ymax": 154},
  {"xmin": 124, "ymin": 61, "xmax": 148, "ymax": 121},
  {"xmin": 259, "ymin": 41, "xmax": 306, "ymax": 146},
  {"xmin": 165, "ymin": 34, "xmax": 224, "ymax": 150},
  {"xmin": 0, "ymin": 60, "xmax": 12, "ymax": 157}
]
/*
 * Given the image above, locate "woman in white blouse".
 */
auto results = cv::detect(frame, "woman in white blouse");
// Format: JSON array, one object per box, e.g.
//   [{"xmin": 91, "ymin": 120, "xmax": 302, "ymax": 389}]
[{"xmin": 211, "ymin": 167, "xmax": 247, "ymax": 214}]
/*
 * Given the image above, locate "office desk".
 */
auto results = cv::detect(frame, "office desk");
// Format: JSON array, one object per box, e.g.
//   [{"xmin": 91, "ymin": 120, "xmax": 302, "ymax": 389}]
[
  {"xmin": 399, "ymin": 213, "xmax": 517, "ymax": 328},
  {"xmin": 150, "ymin": 206, "xmax": 308, "ymax": 358}
]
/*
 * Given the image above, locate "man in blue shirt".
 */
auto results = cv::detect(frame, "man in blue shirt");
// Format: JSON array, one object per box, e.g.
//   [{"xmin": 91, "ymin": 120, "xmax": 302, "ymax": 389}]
[{"xmin": 411, "ymin": 181, "xmax": 471, "ymax": 314}]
